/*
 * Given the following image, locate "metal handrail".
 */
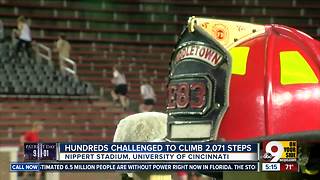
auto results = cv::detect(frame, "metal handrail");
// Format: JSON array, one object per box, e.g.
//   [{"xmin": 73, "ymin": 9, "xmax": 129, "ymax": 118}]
[
  {"xmin": 63, "ymin": 57, "xmax": 77, "ymax": 77},
  {"xmin": 0, "ymin": 20, "xmax": 3, "ymax": 40},
  {"xmin": 37, "ymin": 43, "xmax": 53, "ymax": 66}
]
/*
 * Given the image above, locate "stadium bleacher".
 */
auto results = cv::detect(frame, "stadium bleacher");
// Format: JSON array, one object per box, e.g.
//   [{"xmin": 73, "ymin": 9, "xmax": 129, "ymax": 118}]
[
  {"xmin": 0, "ymin": 55, "xmax": 94, "ymax": 96},
  {"xmin": 0, "ymin": 0, "xmax": 320, "ymax": 157},
  {"xmin": 0, "ymin": 98, "xmax": 123, "ymax": 146}
]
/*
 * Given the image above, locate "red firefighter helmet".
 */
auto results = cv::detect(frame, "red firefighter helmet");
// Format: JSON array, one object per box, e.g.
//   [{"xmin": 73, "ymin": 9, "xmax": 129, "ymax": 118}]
[{"xmin": 166, "ymin": 17, "xmax": 320, "ymax": 142}]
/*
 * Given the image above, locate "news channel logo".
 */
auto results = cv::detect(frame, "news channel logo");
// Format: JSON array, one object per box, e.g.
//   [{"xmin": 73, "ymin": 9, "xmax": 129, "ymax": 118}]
[{"xmin": 262, "ymin": 141, "xmax": 297, "ymax": 162}]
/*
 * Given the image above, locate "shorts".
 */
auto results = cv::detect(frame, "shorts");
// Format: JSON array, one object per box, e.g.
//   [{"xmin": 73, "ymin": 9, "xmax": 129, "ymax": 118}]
[
  {"xmin": 144, "ymin": 99, "xmax": 155, "ymax": 105},
  {"xmin": 115, "ymin": 84, "xmax": 128, "ymax": 95}
]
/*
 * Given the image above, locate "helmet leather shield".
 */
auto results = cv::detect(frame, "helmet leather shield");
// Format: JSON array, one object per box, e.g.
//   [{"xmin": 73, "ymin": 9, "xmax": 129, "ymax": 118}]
[{"xmin": 166, "ymin": 26, "xmax": 232, "ymax": 141}]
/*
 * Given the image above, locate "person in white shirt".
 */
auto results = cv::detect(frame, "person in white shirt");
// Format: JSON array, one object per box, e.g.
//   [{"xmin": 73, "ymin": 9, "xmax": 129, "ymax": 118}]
[
  {"xmin": 54, "ymin": 34, "xmax": 71, "ymax": 73},
  {"xmin": 13, "ymin": 16, "xmax": 32, "ymax": 58},
  {"xmin": 139, "ymin": 78, "xmax": 156, "ymax": 112},
  {"xmin": 111, "ymin": 65, "xmax": 129, "ymax": 110}
]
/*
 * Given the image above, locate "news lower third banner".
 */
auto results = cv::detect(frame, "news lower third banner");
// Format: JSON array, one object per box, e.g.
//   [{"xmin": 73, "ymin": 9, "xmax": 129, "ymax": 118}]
[
  {"xmin": 10, "ymin": 142, "xmax": 260, "ymax": 172},
  {"xmin": 10, "ymin": 162, "xmax": 259, "ymax": 172},
  {"xmin": 58, "ymin": 143, "xmax": 258, "ymax": 161}
]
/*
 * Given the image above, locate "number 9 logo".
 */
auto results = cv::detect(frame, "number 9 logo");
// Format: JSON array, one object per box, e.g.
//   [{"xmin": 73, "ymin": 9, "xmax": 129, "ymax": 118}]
[{"xmin": 265, "ymin": 141, "xmax": 284, "ymax": 162}]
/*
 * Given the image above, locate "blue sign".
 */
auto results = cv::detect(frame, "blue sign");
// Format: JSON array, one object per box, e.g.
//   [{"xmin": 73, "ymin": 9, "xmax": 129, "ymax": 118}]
[
  {"xmin": 59, "ymin": 142, "xmax": 258, "ymax": 153},
  {"xmin": 10, "ymin": 163, "xmax": 40, "ymax": 172}
]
